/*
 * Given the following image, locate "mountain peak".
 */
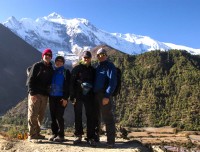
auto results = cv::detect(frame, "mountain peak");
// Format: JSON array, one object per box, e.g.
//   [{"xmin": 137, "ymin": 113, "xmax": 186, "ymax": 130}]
[
  {"xmin": 42, "ymin": 12, "xmax": 67, "ymax": 24},
  {"xmin": 8, "ymin": 16, "xmax": 17, "ymax": 21},
  {"xmin": 47, "ymin": 12, "xmax": 63, "ymax": 19},
  {"xmin": 6, "ymin": 16, "xmax": 18, "ymax": 23},
  {"xmin": 2, "ymin": 13, "xmax": 200, "ymax": 56},
  {"xmin": 4, "ymin": 16, "xmax": 20, "ymax": 28}
]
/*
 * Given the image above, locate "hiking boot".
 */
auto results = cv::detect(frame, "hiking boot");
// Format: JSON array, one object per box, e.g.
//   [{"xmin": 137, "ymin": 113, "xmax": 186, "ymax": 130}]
[
  {"xmin": 106, "ymin": 143, "xmax": 115, "ymax": 148},
  {"xmin": 88, "ymin": 139, "xmax": 97, "ymax": 147},
  {"xmin": 94, "ymin": 135, "xmax": 100, "ymax": 142},
  {"xmin": 28, "ymin": 136, "xmax": 33, "ymax": 141},
  {"xmin": 73, "ymin": 136, "xmax": 82, "ymax": 144},
  {"xmin": 48, "ymin": 134, "xmax": 57, "ymax": 141},
  {"xmin": 28, "ymin": 134, "xmax": 45, "ymax": 140},
  {"xmin": 84, "ymin": 137, "xmax": 88, "ymax": 142},
  {"xmin": 53, "ymin": 136, "xmax": 65, "ymax": 142},
  {"xmin": 37, "ymin": 134, "xmax": 45, "ymax": 139}
]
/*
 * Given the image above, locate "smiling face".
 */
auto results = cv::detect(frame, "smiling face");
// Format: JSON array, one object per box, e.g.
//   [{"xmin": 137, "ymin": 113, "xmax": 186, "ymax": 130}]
[
  {"xmin": 55, "ymin": 59, "xmax": 64, "ymax": 67},
  {"xmin": 82, "ymin": 56, "xmax": 92, "ymax": 65},
  {"xmin": 43, "ymin": 53, "xmax": 52, "ymax": 64},
  {"xmin": 97, "ymin": 53, "xmax": 107, "ymax": 62}
]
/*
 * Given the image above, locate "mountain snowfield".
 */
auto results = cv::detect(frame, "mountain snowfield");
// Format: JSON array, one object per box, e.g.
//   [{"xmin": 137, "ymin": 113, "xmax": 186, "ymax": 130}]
[{"xmin": 2, "ymin": 12, "xmax": 200, "ymax": 62}]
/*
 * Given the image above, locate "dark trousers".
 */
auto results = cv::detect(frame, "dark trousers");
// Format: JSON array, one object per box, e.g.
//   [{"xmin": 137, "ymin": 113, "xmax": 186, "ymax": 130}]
[
  {"xmin": 94, "ymin": 92, "xmax": 116, "ymax": 144},
  {"xmin": 74, "ymin": 95, "xmax": 95, "ymax": 140},
  {"xmin": 49, "ymin": 96, "xmax": 66, "ymax": 137}
]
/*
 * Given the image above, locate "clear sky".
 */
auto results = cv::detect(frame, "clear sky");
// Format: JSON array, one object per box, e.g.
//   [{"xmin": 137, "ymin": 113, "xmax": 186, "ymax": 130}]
[{"xmin": 0, "ymin": 0, "xmax": 199, "ymax": 48}]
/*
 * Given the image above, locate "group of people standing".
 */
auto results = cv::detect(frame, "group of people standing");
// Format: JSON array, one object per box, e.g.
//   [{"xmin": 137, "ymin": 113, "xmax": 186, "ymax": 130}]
[{"xmin": 26, "ymin": 47, "xmax": 117, "ymax": 148}]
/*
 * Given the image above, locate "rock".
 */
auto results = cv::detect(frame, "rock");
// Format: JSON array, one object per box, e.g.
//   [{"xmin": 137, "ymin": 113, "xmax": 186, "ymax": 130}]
[
  {"xmin": 1, "ymin": 141, "xmax": 14, "ymax": 150},
  {"xmin": 151, "ymin": 145, "xmax": 165, "ymax": 152}
]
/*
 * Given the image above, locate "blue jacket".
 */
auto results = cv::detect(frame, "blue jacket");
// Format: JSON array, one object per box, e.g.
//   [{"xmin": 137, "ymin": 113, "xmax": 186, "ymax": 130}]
[
  {"xmin": 94, "ymin": 60, "xmax": 117, "ymax": 98},
  {"xmin": 50, "ymin": 66, "xmax": 70, "ymax": 99}
]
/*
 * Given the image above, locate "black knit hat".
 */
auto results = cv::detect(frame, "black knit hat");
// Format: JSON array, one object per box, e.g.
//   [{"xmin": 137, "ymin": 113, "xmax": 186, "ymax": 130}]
[{"xmin": 55, "ymin": 56, "xmax": 65, "ymax": 63}]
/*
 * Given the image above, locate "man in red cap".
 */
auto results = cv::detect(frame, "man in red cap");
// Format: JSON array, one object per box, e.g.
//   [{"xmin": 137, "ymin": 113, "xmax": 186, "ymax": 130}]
[{"xmin": 27, "ymin": 48, "xmax": 54, "ymax": 141}]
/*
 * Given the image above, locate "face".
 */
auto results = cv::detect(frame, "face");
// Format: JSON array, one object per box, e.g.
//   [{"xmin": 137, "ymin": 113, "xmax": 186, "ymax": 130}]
[
  {"xmin": 43, "ymin": 53, "xmax": 52, "ymax": 64},
  {"xmin": 55, "ymin": 59, "xmax": 64, "ymax": 68},
  {"xmin": 97, "ymin": 53, "xmax": 107, "ymax": 62},
  {"xmin": 82, "ymin": 56, "xmax": 91, "ymax": 65}
]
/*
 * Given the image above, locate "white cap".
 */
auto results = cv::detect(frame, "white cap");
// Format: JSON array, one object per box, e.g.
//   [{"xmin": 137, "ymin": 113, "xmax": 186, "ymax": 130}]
[{"xmin": 97, "ymin": 48, "xmax": 107, "ymax": 55}]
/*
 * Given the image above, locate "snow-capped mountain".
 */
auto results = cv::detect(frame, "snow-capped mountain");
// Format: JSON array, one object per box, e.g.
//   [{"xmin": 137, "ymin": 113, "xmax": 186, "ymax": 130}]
[{"xmin": 2, "ymin": 12, "xmax": 200, "ymax": 61}]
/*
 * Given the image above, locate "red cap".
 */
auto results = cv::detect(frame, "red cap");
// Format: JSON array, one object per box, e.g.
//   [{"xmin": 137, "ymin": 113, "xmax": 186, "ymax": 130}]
[{"xmin": 42, "ymin": 48, "xmax": 52, "ymax": 58}]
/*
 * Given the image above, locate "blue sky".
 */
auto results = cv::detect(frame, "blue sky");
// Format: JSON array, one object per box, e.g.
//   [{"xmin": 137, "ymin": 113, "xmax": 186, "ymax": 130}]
[{"xmin": 0, "ymin": 0, "xmax": 199, "ymax": 48}]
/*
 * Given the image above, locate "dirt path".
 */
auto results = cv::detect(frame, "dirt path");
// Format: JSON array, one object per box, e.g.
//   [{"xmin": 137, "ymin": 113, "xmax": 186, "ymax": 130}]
[
  {"xmin": 1, "ymin": 127, "xmax": 200, "ymax": 152},
  {"xmin": 0, "ymin": 135, "xmax": 151, "ymax": 152}
]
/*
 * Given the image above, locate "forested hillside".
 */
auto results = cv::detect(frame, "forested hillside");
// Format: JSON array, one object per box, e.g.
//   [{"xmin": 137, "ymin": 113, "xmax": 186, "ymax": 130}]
[
  {"xmin": 111, "ymin": 50, "xmax": 200, "ymax": 130},
  {"xmin": 2, "ymin": 49, "xmax": 200, "ymax": 131}
]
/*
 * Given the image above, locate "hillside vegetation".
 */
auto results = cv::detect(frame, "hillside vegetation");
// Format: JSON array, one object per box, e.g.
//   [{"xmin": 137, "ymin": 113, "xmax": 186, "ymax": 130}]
[
  {"xmin": 110, "ymin": 49, "xmax": 200, "ymax": 130},
  {"xmin": 1, "ymin": 49, "xmax": 200, "ymax": 131}
]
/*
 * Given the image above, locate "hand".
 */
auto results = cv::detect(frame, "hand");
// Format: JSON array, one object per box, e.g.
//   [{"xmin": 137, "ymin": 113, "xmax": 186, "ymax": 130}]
[
  {"xmin": 102, "ymin": 98, "xmax": 109, "ymax": 106},
  {"xmin": 70, "ymin": 98, "xmax": 76, "ymax": 105},
  {"xmin": 61, "ymin": 99, "xmax": 68, "ymax": 107},
  {"xmin": 30, "ymin": 95, "xmax": 37, "ymax": 103}
]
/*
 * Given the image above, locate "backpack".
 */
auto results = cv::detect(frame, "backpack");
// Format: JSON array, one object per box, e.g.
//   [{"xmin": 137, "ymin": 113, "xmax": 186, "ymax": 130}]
[
  {"xmin": 26, "ymin": 63, "xmax": 45, "ymax": 86},
  {"xmin": 26, "ymin": 66, "xmax": 32, "ymax": 76},
  {"xmin": 112, "ymin": 67, "xmax": 121, "ymax": 96},
  {"xmin": 26, "ymin": 66, "xmax": 33, "ymax": 86}
]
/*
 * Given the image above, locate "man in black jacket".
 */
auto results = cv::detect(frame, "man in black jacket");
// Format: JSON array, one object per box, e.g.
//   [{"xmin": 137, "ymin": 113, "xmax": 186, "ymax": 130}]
[
  {"xmin": 27, "ymin": 48, "xmax": 54, "ymax": 141},
  {"xmin": 70, "ymin": 51, "xmax": 96, "ymax": 146}
]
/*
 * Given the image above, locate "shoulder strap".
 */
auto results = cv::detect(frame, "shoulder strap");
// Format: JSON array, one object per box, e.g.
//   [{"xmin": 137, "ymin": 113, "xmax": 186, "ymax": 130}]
[{"xmin": 63, "ymin": 68, "xmax": 67, "ymax": 80}]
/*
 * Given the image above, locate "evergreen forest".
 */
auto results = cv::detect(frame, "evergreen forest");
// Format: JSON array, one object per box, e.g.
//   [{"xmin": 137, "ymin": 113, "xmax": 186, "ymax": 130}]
[{"xmin": 110, "ymin": 49, "xmax": 200, "ymax": 130}]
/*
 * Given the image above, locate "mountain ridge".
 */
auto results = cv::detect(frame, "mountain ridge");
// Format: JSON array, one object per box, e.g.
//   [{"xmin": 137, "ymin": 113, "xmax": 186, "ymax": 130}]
[
  {"xmin": 2, "ymin": 12, "xmax": 200, "ymax": 60},
  {"xmin": 0, "ymin": 23, "xmax": 41, "ymax": 115}
]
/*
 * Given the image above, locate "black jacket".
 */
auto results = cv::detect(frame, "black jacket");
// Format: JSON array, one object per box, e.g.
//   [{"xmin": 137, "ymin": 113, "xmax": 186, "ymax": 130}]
[
  {"xmin": 70, "ymin": 63, "xmax": 95, "ymax": 100},
  {"xmin": 27, "ymin": 60, "xmax": 54, "ymax": 96}
]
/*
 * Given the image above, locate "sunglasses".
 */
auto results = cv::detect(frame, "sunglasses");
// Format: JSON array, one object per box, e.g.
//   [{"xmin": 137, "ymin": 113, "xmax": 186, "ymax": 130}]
[
  {"xmin": 97, "ymin": 53, "xmax": 106, "ymax": 58},
  {"xmin": 83, "ymin": 57, "xmax": 91, "ymax": 59},
  {"xmin": 55, "ymin": 59, "xmax": 64, "ymax": 63},
  {"xmin": 44, "ymin": 54, "xmax": 52, "ymax": 57}
]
